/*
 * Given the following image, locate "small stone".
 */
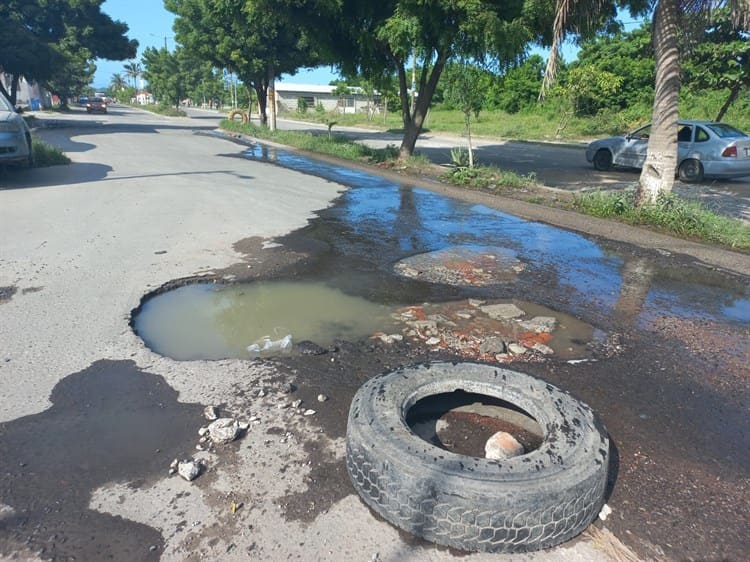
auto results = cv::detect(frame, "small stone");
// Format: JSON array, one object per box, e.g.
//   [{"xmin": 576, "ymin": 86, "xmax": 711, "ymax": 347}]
[
  {"xmin": 303, "ymin": 409, "xmax": 316, "ymax": 416},
  {"xmin": 207, "ymin": 418, "xmax": 241, "ymax": 444},
  {"xmin": 519, "ymin": 316, "xmax": 557, "ymax": 333},
  {"xmin": 468, "ymin": 299, "xmax": 485, "ymax": 307},
  {"xmin": 495, "ymin": 353, "xmax": 509, "ymax": 360},
  {"xmin": 177, "ymin": 460, "xmax": 202, "ymax": 481},
  {"xmin": 168, "ymin": 467, "xmax": 177, "ymax": 476},
  {"xmin": 238, "ymin": 421, "xmax": 250, "ymax": 431},
  {"xmin": 257, "ymin": 389, "xmax": 266, "ymax": 398},
  {"xmin": 598, "ymin": 504, "xmax": 612, "ymax": 521},
  {"xmin": 198, "ymin": 427, "xmax": 209, "ymax": 437},
  {"xmin": 532, "ymin": 343, "xmax": 554, "ymax": 355},
  {"xmin": 170, "ymin": 459, "xmax": 179, "ymax": 469},
  {"xmin": 317, "ymin": 394, "xmax": 328, "ymax": 402},
  {"xmin": 425, "ymin": 337, "xmax": 441, "ymax": 346},
  {"xmin": 485, "ymin": 432, "xmax": 525, "ymax": 460},
  {"xmin": 199, "ymin": 436, "xmax": 208, "ymax": 444},
  {"xmin": 149, "ymin": 545, "xmax": 158, "ymax": 552},
  {"xmin": 249, "ymin": 416, "xmax": 260, "ymax": 422},
  {"xmin": 195, "ymin": 444, "xmax": 205, "ymax": 451},
  {"xmin": 296, "ymin": 340, "xmax": 327, "ymax": 355},
  {"xmin": 203, "ymin": 406, "xmax": 219, "ymax": 421},
  {"xmin": 291, "ymin": 399, "xmax": 303, "ymax": 409},
  {"xmin": 479, "ymin": 336, "xmax": 506, "ymax": 355},
  {"xmin": 455, "ymin": 311, "xmax": 473, "ymax": 320},
  {"xmin": 389, "ymin": 334, "xmax": 403, "ymax": 342},
  {"xmin": 507, "ymin": 343, "xmax": 527, "ymax": 355},
  {"xmin": 481, "ymin": 303, "xmax": 525, "ymax": 320},
  {"xmin": 277, "ymin": 403, "xmax": 289, "ymax": 410}
]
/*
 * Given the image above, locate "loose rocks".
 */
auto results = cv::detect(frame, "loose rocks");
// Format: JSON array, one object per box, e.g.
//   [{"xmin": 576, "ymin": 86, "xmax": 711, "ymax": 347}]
[
  {"xmin": 484, "ymin": 431, "xmax": 525, "ymax": 460},
  {"xmin": 207, "ymin": 418, "xmax": 242, "ymax": 444}
]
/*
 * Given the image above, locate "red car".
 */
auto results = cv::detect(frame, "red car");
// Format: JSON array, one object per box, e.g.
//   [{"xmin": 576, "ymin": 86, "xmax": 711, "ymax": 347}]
[{"xmin": 86, "ymin": 97, "xmax": 107, "ymax": 114}]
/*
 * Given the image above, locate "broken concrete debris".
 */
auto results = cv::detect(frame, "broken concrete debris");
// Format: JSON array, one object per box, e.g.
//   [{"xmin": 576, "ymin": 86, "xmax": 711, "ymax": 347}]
[
  {"xmin": 203, "ymin": 405, "xmax": 219, "ymax": 421},
  {"xmin": 175, "ymin": 459, "xmax": 203, "ymax": 482}
]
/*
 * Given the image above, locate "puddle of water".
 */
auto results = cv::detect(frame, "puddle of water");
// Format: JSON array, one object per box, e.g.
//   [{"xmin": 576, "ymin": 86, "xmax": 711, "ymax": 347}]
[
  {"xmin": 134, "ymin": 281, "xmax": 398, "ymax": 360},
  {"xmin": 240, "ymin": 145, "xmax": 749, "ymax": 328}
]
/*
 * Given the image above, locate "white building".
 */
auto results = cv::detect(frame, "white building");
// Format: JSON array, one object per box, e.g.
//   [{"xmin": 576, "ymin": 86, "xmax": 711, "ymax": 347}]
[{"xmin": 274, "ymin": 83, "xmax": 378, "ymax": 115}]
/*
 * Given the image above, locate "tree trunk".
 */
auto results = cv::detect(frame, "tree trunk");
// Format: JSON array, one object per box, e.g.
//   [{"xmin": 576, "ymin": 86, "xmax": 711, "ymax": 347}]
[
  {"xmin": 636, "ymin": 0, "xmax": 681, "ymax": 206},
  {"xmin": 398, "ymin": 53, "xmax": 447, "ymax": 159},
  {"xmin": 715, "ymin": 84, "xmax": 741, "ymax": 122},
  {"xmin": 267, "ymin": 65, "xmax": 276, "ymax": 132},
  {"xmin": 254, "ymin": 83, "xmax": 268, "ymax": 127}
]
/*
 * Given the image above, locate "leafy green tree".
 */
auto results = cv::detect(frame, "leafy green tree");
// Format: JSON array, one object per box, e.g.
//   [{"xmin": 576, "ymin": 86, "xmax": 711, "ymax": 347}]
[
  {"xmin": 142, "ymin": 47, "xmax": 194, "ymax": 109},
  {"xmin": 322, "ymin": 1, "xmax": 542, "ymax": 159},
  {"xmin": 442, "ymin": 62, "xmax": 488, "ymax": 167},
  {"xmin": 123, "ymin": 61, "xmax": 142, "ymax": 90},
  {"xmin": 166, "ymin": 0, "xmax": 320, "ymax": 128},
  {"xmin": 683, "ymin": 8, "xmax": 750, "ymax": 121},
  {"xmin": 489, "ymin": 55, "xmax": 546, "ymax": 114},
  {"xmin": 573, "ymin": 25, "xmax": 655, "ymax": 112},
  {"xmin": 0, "ymin": 0, "xmax": 136, "ymax": 104},
  {"xmin": 110, "ymin": 73, "xmax": 127, "ymax": 92}
]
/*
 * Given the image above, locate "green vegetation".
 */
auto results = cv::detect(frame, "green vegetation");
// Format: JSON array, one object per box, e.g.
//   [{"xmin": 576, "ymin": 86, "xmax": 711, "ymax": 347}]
[
  {"xmin": 442, "ymin": 166, "xmax": 538, "ymax": 191},
  {"xmin": 135, "ymin": 103, "xmax": 187, "ymax": 117},
  {"xmin": 573, "ymin": 190, "xmax": 750, "ymax": 250},
  {"xmin": 221, "ymin": 119, "xmax": 397, "ymax": 162},
  {"xmin": 31, "ymin": 137, "xmax": 70, "ymax": 167}
]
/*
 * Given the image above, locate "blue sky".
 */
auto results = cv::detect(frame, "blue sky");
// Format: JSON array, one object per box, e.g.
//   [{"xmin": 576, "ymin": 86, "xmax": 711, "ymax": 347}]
[{"xmin": 94, "ymin": 0, "xmax": 644, "ymax": 90}]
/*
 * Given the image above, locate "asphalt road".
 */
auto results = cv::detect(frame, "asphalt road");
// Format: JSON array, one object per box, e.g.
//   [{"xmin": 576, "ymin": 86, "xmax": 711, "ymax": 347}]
[
  {"xmin": 193, "ymin": 108, "xmax": 750, "ymax": 222},
  {"xmin": 1, "ymin": 105, "xmax": 629, "ymax": 561},
  {"xmin": 1, "ymin": 105, "xmax": 748, "ymax": 561}
]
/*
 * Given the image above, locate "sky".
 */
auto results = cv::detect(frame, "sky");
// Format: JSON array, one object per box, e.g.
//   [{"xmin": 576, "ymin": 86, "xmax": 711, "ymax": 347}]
[{"xmin": 93, "ymin": 0, "xmax": 644, "ymax": 90}]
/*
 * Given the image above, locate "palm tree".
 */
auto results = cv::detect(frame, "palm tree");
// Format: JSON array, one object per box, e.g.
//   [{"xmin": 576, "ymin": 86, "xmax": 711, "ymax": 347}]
[
  {"xmin": 543, "ymin": 0, "xmax": 750, "ymax": 205},
  {"xmin": 110, "ymin": 73, "xmax": 127, "ymax": 92},
  {"xmin": 123, "ymin": 61, "xmax": 142, "ymax": 90}
]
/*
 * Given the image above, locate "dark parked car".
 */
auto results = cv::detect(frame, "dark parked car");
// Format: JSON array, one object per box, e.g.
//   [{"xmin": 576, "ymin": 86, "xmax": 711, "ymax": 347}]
[
  {"xmin": 86, "ymin": 97, "xmax": 107, "ymax": 114},
  {"xmin": 585, "ymin": 120, "xmax": 750, "ymax": 182}
]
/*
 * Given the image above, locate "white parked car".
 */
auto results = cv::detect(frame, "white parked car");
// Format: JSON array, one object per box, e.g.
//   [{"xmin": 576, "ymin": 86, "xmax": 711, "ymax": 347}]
[
  {"xmin": 0, "ymin": 91, "xmax": 33, "ymax": 168},
  {"xmin": 585, "ymin": 120, "xmax": 750, "ymax": 182}
]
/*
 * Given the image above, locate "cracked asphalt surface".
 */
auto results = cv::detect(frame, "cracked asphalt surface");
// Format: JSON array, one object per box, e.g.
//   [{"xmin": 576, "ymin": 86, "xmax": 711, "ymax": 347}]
[{"xmin": 0, "ymin": 106, "xmax": 748, "ymax": 561}]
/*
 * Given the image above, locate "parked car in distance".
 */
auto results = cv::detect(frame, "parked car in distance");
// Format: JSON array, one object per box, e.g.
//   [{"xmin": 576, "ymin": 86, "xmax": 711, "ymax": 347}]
[
  {"xmin": 585, "ymin": 120, "xmax": 750, "ymax": 182},
  {"xmin": 0, "ymin": 90, "xmax": 33, "ymax": 168},
  {"xmin": 86, "ymin": 97, "xmax": 107, "ymax": 114}
]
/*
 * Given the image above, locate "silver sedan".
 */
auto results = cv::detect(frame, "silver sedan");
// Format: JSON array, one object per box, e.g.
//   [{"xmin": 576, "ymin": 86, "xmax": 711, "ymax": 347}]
[
  {"xmin": 0, "ymin": 91, "xmax": 33, "ymax": 168},
  {"xmin": 585, "ymin": 120, "xmax": 750, "ymax": 182}
]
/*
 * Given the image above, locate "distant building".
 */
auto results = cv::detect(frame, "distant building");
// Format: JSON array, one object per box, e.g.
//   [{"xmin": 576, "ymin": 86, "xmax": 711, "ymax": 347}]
[
  {"xmin": 134, "ymin": 90, "xmax": 154, "ymax": 105},
  {"xmin": 274, "ymin": 83, "xmax": 378, "ymax": 115}
]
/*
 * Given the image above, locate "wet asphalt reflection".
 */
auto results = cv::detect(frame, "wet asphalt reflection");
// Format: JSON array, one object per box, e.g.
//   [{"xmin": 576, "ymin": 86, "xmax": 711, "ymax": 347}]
[{"xmin": 241, "ymin": 144, "xmax": 750, "ymax": 329}]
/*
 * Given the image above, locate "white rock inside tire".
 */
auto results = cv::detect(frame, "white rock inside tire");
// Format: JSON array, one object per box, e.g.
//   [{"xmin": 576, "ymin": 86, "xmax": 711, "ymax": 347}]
[{"xmin": 345, "ymin": 362, "xmax": 610, "ymax": 553}]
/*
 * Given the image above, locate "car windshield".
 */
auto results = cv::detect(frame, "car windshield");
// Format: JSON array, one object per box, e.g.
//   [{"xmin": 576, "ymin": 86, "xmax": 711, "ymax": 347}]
[
  {"xmin": 706, "ymin": 123, "xmax": 748, "ymax": 138},
  {"xmin": 91, "ymin": 98, "xmax": 104, "ymax": 103},
  {"xmin": 0, "ymin": 93, "xmax": 15, "ymax": 112}
]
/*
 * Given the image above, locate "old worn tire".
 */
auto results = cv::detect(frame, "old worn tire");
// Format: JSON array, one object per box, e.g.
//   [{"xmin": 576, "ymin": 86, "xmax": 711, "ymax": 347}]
[
  {"xmin": 227, "ymin": 109, "xmax": 248, "ymax": 124},
  {"xmin": 678, "ymin": 159, "xmax": 704, "ymax": 183},
  {"xmin": 346, "ymin": 362, "xmax": 609, "ymax": 553}
]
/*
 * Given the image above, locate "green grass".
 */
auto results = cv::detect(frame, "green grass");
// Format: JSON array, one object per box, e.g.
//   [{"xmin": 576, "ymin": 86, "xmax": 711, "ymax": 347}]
[
  {"xmin": 147, "ymin": 104, "xmax": 187, "ymax": 117},
  {"xmin": 31, "ymin": 137, "xmax": 70, "ymax": 167},
  {"xmin": 573, "ymin": 190, "xmax": 750, "ymax": 250},
  {"xmin": 441, "ymin": 165, "xmax": 538, "ymax": 191},
  {"xmin": 221, "ymin": 119, "xmax": 399, "ymax": 162}
]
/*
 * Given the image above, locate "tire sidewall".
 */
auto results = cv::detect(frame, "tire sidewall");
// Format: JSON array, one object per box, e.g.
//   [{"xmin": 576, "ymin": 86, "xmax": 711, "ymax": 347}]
[{"xmin": 346, "ymin": 362, "xmax": 610, "ymax": 552}]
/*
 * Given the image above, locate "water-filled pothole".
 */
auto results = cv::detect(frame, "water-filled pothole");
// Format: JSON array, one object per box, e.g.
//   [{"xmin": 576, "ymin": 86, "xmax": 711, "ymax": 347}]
[
  {"xmin": 133, "ymin": 281, "xmax": 398, "ymax": 360},
  {"xmin": 407, "ymin": 391, "xmax": 544, "ymax": 458}
]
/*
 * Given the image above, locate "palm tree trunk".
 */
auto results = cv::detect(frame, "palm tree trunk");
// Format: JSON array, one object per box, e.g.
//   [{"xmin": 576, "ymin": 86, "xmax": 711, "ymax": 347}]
[{"xmin": 636, "ymin": 0, "xmax": 681, "ymax": 206}]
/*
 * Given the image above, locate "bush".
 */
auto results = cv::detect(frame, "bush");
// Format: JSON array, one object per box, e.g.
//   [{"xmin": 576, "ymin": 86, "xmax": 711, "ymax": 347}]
[{"xmin": 296, "ymin": 97, "xmax": 308, "ymax": 114}]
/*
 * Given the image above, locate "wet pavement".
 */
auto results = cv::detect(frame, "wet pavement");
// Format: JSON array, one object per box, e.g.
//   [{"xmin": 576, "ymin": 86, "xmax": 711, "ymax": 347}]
[
  {"xmin": 228, "ymin": 144, "xmax": 749, "ymax": 561},
  {"xmin": 2, "ymin": 114, "xmax": 749, "ymax": 560}
]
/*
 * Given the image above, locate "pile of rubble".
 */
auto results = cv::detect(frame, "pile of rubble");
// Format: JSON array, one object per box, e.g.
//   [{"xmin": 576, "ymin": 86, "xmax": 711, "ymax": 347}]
[
  {"xmin": 394, "ymin": 246, "xmax": 525, "ymax": 287},
  {"xmin": 374, "ymin": 299, "xmax": 559, "ymax": 362}
]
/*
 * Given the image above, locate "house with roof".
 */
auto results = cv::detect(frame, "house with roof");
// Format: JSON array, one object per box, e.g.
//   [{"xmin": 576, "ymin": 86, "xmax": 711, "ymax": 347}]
[{"xmin": 274, "ymin": 83, "xmax": 378, "ymax": 115}]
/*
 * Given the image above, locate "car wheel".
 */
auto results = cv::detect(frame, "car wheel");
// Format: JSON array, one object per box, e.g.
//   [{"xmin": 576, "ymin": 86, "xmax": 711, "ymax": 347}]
[
  {"xmin": 346, "ymin": 362, "xmax": 610, "ymax": 553},
  {"xmin": 592, "ymin": 149, "xmax": 613, "ymax": 171},
  {"xmin": 678, "ymin": 159, "xmax": 704, "ymax": 183}
]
